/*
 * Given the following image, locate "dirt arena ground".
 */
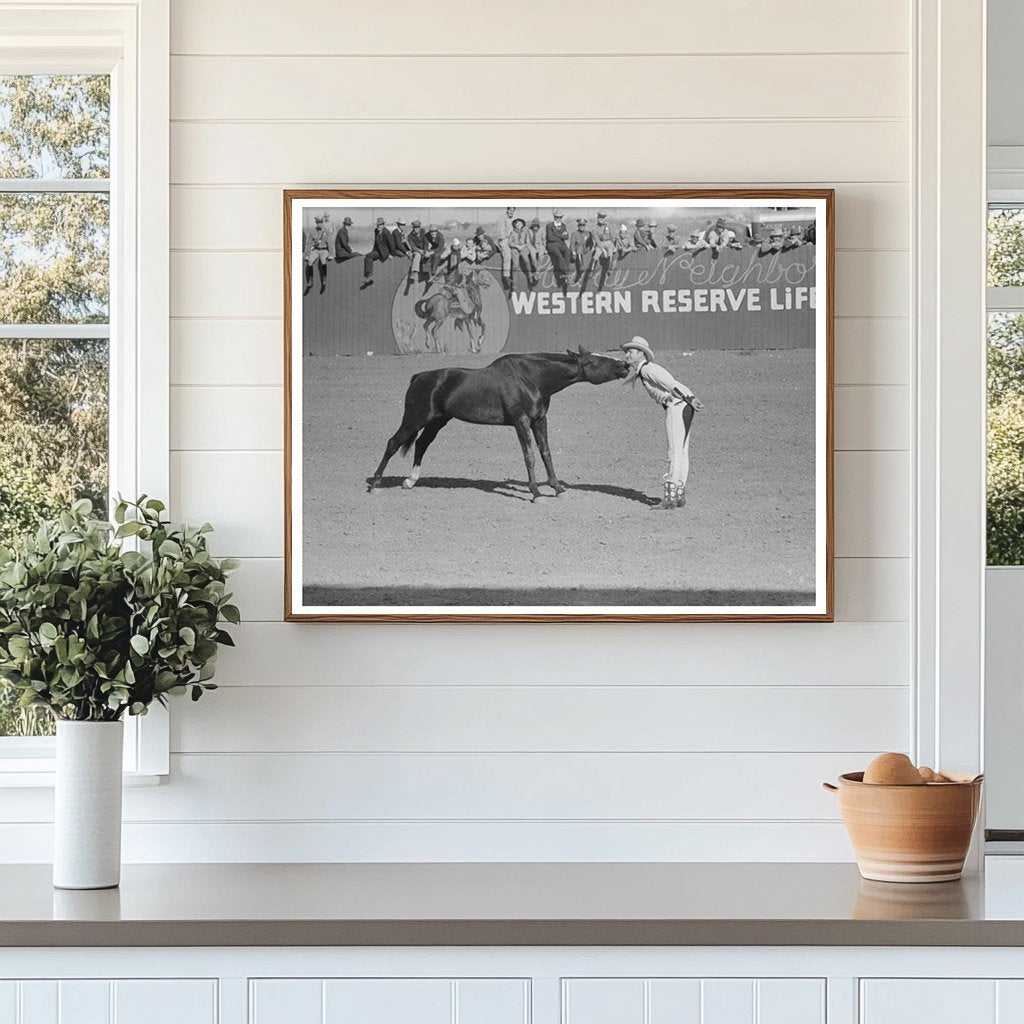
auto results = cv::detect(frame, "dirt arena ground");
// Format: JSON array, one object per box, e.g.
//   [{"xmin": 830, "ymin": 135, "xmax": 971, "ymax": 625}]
[{"xmin": 300, "ymin": 349, "xmax": 817, "ymax": 607}]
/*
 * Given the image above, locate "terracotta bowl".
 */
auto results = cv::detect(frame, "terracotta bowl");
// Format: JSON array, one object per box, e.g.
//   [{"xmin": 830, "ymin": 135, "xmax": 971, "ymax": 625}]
[{"xmin": 823, "ymin": 772, "xmax": 983, "ymax": 883}]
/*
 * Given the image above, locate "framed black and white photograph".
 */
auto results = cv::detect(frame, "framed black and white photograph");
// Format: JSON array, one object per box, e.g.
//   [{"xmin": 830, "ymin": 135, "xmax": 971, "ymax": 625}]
[{"xmin": 284, "ymin": 189, "xmax": 833, "ymax": 622}]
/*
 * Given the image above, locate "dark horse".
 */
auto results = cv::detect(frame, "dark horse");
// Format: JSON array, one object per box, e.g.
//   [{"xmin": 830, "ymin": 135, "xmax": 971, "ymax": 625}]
[{"xmin": 368, "ymin": 346, "xmax": 629, "ymax": 501}]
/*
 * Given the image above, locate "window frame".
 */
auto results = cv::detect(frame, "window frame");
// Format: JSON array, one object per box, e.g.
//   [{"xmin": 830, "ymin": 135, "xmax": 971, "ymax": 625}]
[{"xmin": 0, "ymin": 0, "xmax": 169, "ymax": 783}]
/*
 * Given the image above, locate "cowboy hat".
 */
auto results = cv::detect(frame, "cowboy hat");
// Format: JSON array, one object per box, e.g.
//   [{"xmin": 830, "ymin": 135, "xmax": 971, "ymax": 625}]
[
  {"xmin": 342, "ymin": 216, "xmax": 353, "ymax": 225},
  {"xmin": 620, "ymin": 336, "xmax": 654, "ymax": 360},
  {"xmin": 512, "ymin": 217, "xmax": 526, "ymax": 228}
]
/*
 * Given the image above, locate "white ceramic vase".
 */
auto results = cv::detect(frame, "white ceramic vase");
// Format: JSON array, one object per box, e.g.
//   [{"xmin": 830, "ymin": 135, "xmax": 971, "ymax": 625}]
[{"xmin": 53, "ymin": 720, "xmax": 124, "ymax": 890}]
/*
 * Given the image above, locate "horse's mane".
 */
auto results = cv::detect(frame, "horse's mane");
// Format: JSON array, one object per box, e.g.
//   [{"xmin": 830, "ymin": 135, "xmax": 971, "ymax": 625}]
[{"xmin": 511, "ymin": 351, "xmax": 580, "ymax": 364}]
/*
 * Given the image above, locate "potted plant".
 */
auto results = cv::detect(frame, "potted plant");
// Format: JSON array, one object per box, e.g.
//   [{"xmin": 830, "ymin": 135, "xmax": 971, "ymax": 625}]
[{"xmin": 0, "ymin": 497, "xmax": 239, "ymax": 889}]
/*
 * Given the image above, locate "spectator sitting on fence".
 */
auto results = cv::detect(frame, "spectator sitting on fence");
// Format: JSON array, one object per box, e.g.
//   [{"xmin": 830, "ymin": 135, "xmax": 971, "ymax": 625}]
[
  {"xmin": 305, "ymin": 214, "xmax": 331, "ymax": 295},
  {"xmin": 569, "ymin": 217, "xmax": 594, "ymax": 282},
  {"xmin": 334, "ymin": 215, "xmax": 354, "ymax": 263}
]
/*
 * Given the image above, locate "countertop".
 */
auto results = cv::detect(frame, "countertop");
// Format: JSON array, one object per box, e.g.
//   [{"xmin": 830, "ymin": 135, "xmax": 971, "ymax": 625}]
[{"xmin": 5, "ymin": 861, "xmax": 1024, "ymax": 947}]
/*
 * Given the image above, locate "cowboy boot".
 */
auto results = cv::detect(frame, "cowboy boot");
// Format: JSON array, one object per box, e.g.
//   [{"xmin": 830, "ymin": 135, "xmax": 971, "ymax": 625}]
[{"xmin": 653, "ymin": 481, "xmax": 676, "ymax": 510}]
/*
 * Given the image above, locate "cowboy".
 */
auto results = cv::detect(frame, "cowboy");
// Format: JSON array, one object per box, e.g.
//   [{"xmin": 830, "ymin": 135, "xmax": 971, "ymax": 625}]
[
  {"xmin": 545, "ymin": 209, "xmax": 571, "ymax": 291},
  {"xmin": 406, "ymin": 219, "xmax": 428, "ymax": 280},
  {"xmin": 620, "ymin": 335, "xmax": 703, "ymax": 510},
  {"xmin": 526, "ymin": 216, "xmax": 545, "ymax": 270},
  {"xmin": 664, "ymin": 224, "xmax": 679, "ymax": 255},
  {"xmin": 569, "ymin": 217, "xmax": 594, "ymax": 281},
  {"xmin": 647, "ymin": 220, "xmax": 660, "ymax": 248},
  {"xmin": 304, "ymin": 214, "xmax": 331, "ymax": 294},
  {"xmin": 390, "ymin": 217, "xmax": 411, "ymax": 257},
  {"xmin": 441, "ymin": 237, "xmax": 463, "ymax": 279},
  {"xmin": 705, "ymin": 217, "xmax": 735, "ymax": 254},
  {"xmin": 508, "ymin": 215, "xmax": 534, "ymax": 289},
  {"xmin": 361, "ymin": 216, "xmax": 398, "ymax": 288},
  {"xmin": 760, "ymin": 224, "xmax": 787, "ymax": 255},
  {"xmin": 684, "ymin": 229, "xmax": 708, "ymax": 252},
  {"xmin": 334, "ymin": 215, "xmax": 355, "ymax": 262},
  {"xmin": 593, "ymin": 211, "xmax": 616, "ymax": 265},
  {"xmin": 616, "ymin": 222, "xmax": 635, "ymax": 259},
  {"xmin": 496, "ymin": 205, "xmax": 516, "ymax": 290},
  {"xmin": 783, "ymin": 225, "xmax": 805, "ymax": 250},
  {"xmin": 633, "ymin": 217, "xmax": 652, "ymax": 251},
  {"xmin": 424, "ymin": 222, "xmax": 446, "ymax": 276},
  {"xmin": 466, "ymin": 225, "xmax": 498, "ymax": 264}
]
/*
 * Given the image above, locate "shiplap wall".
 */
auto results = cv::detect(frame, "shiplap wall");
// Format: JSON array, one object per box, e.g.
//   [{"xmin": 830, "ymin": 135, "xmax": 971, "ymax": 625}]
[{"xmin": 2, "ymin": 0, "xmax": 915, "ymax": 861}]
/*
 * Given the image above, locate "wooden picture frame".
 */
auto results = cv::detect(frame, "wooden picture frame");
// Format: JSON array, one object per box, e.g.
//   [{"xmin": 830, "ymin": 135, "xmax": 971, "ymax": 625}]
[{"xmin": 284, "ymin": 189, "xmax": 834, "ymax": 622}]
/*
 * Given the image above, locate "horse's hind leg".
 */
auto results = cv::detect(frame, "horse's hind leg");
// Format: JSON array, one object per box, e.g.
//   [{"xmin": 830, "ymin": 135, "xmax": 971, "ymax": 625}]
[
  {"xmin": 369, "ymin": 424, "xmax": 419, "ymax": 490},
  {"xmin": 403, "ymin": 417, "xmax": 449, "ymax": 489}
]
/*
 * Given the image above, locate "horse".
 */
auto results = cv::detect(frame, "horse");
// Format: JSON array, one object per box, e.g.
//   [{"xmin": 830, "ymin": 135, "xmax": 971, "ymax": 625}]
[
  {"xmin": 367, "ymin": 346, "xmax": 629, "ymax": 501},
  {"xmin": 412, "ymin": 270, "xmax": 488, "ymax": 353}
]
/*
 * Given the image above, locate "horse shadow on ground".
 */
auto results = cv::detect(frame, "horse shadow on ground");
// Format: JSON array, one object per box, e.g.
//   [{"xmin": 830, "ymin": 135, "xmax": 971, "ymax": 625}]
[{"xmin": 366, "ymin": 476, "xmax": 657, "ymax": 507}]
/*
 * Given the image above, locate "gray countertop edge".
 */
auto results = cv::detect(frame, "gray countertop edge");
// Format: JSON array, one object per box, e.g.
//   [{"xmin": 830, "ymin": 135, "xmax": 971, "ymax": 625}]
[{"xmin": 3, "ymin": 919, "xmax": 1023, "ymax": 948}]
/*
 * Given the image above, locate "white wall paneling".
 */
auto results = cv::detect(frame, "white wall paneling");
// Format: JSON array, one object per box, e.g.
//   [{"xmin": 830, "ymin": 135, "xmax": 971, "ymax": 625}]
[
  {"xmin": 171, "ymin": 55, "xmax": 909, "ymax": 122},
  {"xmin": 0, "ymin": 0, "xmax": 918, "ymax": 862},
  {"xmin": 913, "ymin": 0, "xmax": 986, "ymax": 777},
  {"xmin": 171, "ymin": 121, "xmax": 909, "ymax": 187},
  {"xmin": 168, "ymin": 0, "xmax": 910, "ymax": 55}
]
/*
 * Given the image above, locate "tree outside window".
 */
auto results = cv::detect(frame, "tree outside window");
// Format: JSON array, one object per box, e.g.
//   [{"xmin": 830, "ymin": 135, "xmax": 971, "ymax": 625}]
[{"xmin": 0, "ymin": 75, "xmax": 110, "ymax": 736}]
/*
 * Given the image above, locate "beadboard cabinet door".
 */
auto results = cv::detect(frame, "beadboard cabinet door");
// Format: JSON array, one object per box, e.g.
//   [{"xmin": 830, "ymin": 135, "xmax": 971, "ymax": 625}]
[
  {"xmin": 0, "ymin": 980, "xmax": 217, "ymax": 1024},
  {"xmin": 249, "ymin": 978, "xmax": 529, "ymax": 1024},
  {"xmin": 860, "ymin": 979, "xmax": 1024, "ymax": 1024},
  {"xmin": 562, "ymin": 978, "xmax": 825, "ymax": 1024}
]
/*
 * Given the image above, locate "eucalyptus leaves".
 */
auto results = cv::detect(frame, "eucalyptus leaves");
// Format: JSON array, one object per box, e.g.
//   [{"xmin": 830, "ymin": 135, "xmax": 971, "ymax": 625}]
[{"xmin": 0, "ymin": 497, "xmax": 238, "ymax": 722}]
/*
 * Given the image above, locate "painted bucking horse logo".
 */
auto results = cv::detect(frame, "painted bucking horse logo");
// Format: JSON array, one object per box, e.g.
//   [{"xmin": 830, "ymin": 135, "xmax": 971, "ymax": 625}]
[{"xmin": 412, "ymin": 269, "xmax": 490, "ymax": 353}]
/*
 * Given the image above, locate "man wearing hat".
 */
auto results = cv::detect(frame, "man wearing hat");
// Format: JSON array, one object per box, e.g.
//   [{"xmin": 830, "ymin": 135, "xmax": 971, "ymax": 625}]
[
  {"xmin": 361, "ymin": 215, "xmax": 399, "ymax": 288},
  {"xmin": 508, "ymin": 216, "xmax": 533, "ymax": 290},
  {"xmin": 705, "ymin": 216, "xmax": 735, "ymax": 255},
  {"xmin": 526, "ymin": 216, "xmax": 545, "ymax": 272},
  {"xmin": 390, "ymin": 217, "xmax": 411, "ymax": 258},
  {"xmin": 616, "ymin": 222, "xmax": 635, "ymax": 259},
  {"xmin": 620, "ymin": 335, "xmax": 703, "ymax": 509},
  {"xmin": 467, "ymin": 224, "xmax": 498, "ymax": 265},
  {"xmin": 406, "ymin": 219, "xmax": 427, "ymax": 282},
  {"xmin": 334, "ymin": 215, "xmax": 355, "ymax": 262},
  {"xmin": 593, "ymin": 211, "xmax": 616, "ymax": 266},
  {"xmin": 545, "ymin": 210, "xmax": 571, "ymax": 292},
  {"xmin": 569, "ymin": 217, "xmax": 594, "ymax": 282},
  {"xmin": 759, "ymin": 224, "xmax": 787, "ymax": 255},
  {"xmin": 304, "ymin": 213, "xmax": 331, "ymax": 294},
  {"xmin": 424, "ymin": 222, "xmax": 446, "ymax": 277},
  {"xmin": 633, "ymin": 217, "xmax": 653, "ymax": 251},
  {"xmin": 647, "ymin": 220, "xmax": 660, "ymax": 248},
  {"xmin": 496, "ymin": 206, "xmax": 516, "ymax": 292},
  {"xmin": 664, "ymin": 224, "xmax": 679, "ymax": 255}
]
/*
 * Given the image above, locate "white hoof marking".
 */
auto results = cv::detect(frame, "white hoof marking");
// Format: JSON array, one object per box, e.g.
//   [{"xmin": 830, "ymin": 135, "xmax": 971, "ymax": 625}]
[{"xmin": 402, "ymin": 477, "xmax": 417, "ymax": 489}]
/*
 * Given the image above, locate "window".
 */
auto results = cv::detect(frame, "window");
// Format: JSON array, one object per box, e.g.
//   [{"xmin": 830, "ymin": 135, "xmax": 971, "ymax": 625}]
[
  {"xmin": 0, "ymin": 3, "xmax": 169, "ymax": 778},
  {"xmin": 987, "ymin": 206, "xmax": 1024, "ymax": 565},
  {"xmin": 0, "ymin": 74, "xmax": 111, "ymax": 738}
]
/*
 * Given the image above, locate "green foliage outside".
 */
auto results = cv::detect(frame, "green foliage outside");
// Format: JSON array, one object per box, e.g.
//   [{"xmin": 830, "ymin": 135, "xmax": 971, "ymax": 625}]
[
  {"xmin": 988, "ymin": 207, "xmax": 1024, "ymax": 565},
  {"xmin": 0, "ymin": 75, "xmax": 111, "ymax": 735},
  {"xmin": 0, "ymin": 498, "xmax": 238, "ymax": 724}
]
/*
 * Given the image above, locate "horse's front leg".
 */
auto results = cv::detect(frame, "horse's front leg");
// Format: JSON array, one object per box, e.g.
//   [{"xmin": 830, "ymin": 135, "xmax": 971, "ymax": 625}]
[
  {"xmin": 513, "ymin": 418, "xmax": 542, "ymax": 501},
  {"xmin": 531, "ymin": 415, "xmax": 566, "ymax": 495}
]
